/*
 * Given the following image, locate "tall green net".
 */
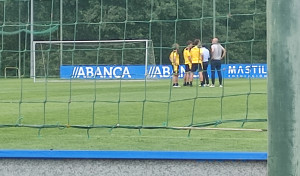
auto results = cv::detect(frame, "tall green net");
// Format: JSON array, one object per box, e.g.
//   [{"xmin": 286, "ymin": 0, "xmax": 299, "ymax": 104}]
[
  {"xmin": 32, "ymin": 40, "xmax": 155, "ymax": 80},
  {"xmin": 0, "ymin": 0, "xmax": 267, "ymax": 150}
]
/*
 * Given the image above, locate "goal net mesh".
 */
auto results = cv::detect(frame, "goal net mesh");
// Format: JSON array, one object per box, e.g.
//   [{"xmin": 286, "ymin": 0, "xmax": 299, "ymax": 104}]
[{"xmin": 0, "ymin": 0, "xmax": 267, "ymax": 149}]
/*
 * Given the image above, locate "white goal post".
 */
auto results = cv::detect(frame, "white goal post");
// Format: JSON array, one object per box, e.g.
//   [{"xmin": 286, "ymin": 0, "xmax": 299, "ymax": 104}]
[{"xmin": 31, "ymin": 39, "xmax": 155, "ymax": 82}]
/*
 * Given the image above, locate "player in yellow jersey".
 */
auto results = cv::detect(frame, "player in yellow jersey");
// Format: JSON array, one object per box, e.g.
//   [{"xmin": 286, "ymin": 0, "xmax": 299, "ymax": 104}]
[
  {"xmin": 169, "ymin": 43, "xmax": 180, "ymax": 87},
  {"xmin": 190, "ymin": 39, "xmax": 204, "ymax": 87},
  {"xmin": 183, "ymin": 40, "xmax": 193, "ymax": 86}
]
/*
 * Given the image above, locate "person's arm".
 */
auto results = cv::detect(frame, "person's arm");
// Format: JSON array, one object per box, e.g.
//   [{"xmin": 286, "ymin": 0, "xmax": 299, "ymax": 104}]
[
  {"xmin": 188, "ymin": 55, "xmax": 192, "ymax": 64},
  {"xmin": 169, "ymin": 52, "xmax": 173, "ymax": 64},
  {"xmin": 173, "ymin": 52, "xmax": 177, "ymax": 65},
  {"xmin": 188, "ymin": 51, "xmax": 192, "ymax": 64},
  {"xmin": 211, "ymin": 46, "xmax": 214, "ymax": 59},
  {"xmin": 221, "ymin": 46, "xmax": 226, "ymax": 59}
]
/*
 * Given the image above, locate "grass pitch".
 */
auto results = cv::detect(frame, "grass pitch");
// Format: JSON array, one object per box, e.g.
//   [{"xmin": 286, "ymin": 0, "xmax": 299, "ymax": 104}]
[{"xmin": 0, "ymin": 78, "xmax": 267, "ymax": 151}]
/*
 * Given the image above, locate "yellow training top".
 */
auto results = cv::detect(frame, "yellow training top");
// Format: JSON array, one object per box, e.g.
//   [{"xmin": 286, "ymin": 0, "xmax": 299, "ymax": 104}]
[
  {"xmin": 169, "ymin": 50, "xmax": 179, "ymax": 66},
  {"xmin": 190, "ymin": 46, "xmax": 203, "ymax": 64},
  {"xmin": 183, "ymin": 47, "xmax": 191, "ymax": 65}
]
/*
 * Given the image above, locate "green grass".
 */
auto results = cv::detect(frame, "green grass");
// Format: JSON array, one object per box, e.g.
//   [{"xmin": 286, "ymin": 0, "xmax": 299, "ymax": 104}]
[{"xmin": 0, "ymin": 78, "xmax": 267, "ymax": 151}]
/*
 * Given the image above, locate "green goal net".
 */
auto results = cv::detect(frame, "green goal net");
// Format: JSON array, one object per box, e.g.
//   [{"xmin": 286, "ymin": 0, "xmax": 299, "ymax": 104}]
[
  {"xmin": 0, "ymin": 0, "xmax": 267, "ymax": 150},
  {"xmin": 32, "ymin": 40, "xmax": 155, "ymax": 81}
]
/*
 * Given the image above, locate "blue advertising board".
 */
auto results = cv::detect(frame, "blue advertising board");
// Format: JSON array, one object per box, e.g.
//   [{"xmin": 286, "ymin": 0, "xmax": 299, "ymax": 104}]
[{"xmin": 60, "ymin": 64, "xmax": 267, "ymax": 79}]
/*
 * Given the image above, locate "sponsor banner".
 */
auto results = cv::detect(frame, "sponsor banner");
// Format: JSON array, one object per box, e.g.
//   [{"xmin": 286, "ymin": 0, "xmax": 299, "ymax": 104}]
[
  {"xmin": 225, "ymin": 64, "xmax": 267, "ymax": 78},
  {"xmin": 60, "ymin": 65, "xmax": 145, "ymax": 79},
  {"xmin": 60, "ymin": 64, "xmax": 267, "ymax": 79}
]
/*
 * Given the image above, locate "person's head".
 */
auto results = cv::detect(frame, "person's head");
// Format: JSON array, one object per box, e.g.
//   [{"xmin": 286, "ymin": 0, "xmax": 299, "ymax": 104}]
[
  {"xmin": 186, "ymin": 40, "xmax": 193, "ymax": 49},
  {"xmin": 172, "ymin": 43, "xmax": 179, "ymax": 51},
  {"xmin": 193, "ymin": 39, "xmax": 202, "ymax": 48},
  {"xmin": 212, "ymin": 37, "xmax": 219, "ymax": 44}
]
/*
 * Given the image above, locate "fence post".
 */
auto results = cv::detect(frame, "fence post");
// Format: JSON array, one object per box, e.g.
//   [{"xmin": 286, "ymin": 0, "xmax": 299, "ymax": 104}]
[{"xmin": 267, "ymin": 0, "xmax": 300, "ymax": 175}]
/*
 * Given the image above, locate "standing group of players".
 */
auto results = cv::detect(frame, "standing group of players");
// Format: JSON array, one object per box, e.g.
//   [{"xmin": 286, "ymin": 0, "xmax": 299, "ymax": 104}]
[{"xmin": 169, "ymin": 37, "xmax": 226, "ymax": 88}]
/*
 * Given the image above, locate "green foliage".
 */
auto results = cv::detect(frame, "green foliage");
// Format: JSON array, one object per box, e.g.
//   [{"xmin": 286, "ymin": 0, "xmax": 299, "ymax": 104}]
[{"xmin": 0, "ymin": 0, "xmax": 266, "ymax": 77}]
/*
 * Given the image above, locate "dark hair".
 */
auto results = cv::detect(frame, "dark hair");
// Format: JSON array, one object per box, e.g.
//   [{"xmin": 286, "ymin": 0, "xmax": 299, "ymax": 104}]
[
  {"xmin": 186, "ymin": 40, "xmax": 193, "ymax": 45},
  {"xmin": 172, "ymin": 43, "xmax": 179, "ymax": 50},
  {"xmin": 193, "ymin": 39, "xmax": 200, "ymax": 46}
]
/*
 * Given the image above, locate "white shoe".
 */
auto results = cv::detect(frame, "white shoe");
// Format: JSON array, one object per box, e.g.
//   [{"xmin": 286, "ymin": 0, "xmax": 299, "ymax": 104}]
[
  {"xmin": 210, "ymin": 84, "xmax": 215, "ymax": 88},
  {"xmin": 219, "ymin": 85, "xmax": 223, "ymax": 88}
]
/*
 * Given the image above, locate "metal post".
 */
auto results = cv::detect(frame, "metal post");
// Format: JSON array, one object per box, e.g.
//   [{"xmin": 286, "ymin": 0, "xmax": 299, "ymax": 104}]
[
  {"xmin": 160, "ymin": 24, "xmax": 162, "ymax": 65},
  {"xmin": 60, "ymin": 0, "xmax": 63, "ymax": 66},
  {"xmin": 213, "ymin": 0, "xmax": 216, "ymax": 38},
  {"xmin": 145, "ymin": 40, "xmax": 148, "ymax": 76},
  {"xmin": 18, "ymin": 0, "xmax": 21, "ymax": 79},
  {"xmin": 18, "ymin": 35, "xmax": 21, "ymax": 78},
  {"xmin": 33, "ymin": 41, "xmax": 36, "ymax": 82},
  {"xmin": 30, "ymin": 0, "xmax": 34, "ymax": 78},
  {"xmin": 267, "ymin": 0, "xmax": 300, "ymax": 175}
]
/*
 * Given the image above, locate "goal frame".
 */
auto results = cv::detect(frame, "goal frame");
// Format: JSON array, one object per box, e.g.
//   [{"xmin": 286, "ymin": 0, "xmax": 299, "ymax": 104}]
[{"xmin": 31, "ymin": 39, "xmax": 153, "ymax": 82}]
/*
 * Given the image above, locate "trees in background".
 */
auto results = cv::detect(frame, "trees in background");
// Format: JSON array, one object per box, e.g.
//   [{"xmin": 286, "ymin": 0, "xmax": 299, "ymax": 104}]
[{"xmin": 0, "ymin": 0, "xmax": 266, "ymax": 76}]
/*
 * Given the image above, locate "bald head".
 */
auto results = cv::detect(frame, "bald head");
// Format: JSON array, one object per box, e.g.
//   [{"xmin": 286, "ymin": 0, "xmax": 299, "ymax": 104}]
[{"xmin": 212, "ymin": 38, "xmax": 219, "ymax": 44}]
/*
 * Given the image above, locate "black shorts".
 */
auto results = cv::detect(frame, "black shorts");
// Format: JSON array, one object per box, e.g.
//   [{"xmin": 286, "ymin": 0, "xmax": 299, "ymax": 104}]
[
  {"xmin": 185, "ymin": 64, "xmax": 191, "ymax": 72},
  {"xmin": 191, "ymin": 63, "xmax": 203, "ymax": 72}
]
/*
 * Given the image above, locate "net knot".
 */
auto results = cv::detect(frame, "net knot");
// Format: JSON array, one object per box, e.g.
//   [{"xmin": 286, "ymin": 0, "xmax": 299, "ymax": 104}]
[{"xmin": 215, "ymin": 120, "xmax": 222, "ymax": 126}]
